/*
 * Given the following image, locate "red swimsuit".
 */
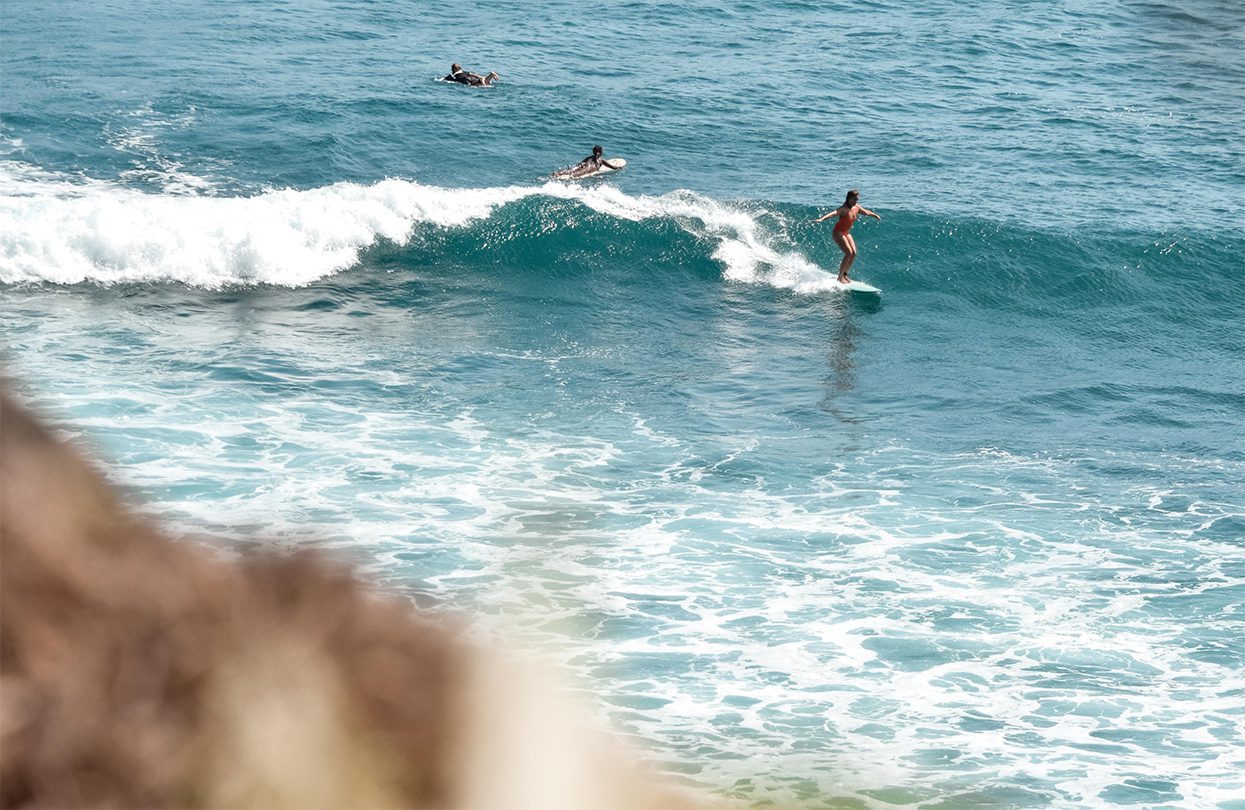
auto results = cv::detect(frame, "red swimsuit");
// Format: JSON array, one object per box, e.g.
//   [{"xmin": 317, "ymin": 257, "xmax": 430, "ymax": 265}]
[{"xmin": 833, "ymin": 206, "xmax": 858, "ymax": 236}]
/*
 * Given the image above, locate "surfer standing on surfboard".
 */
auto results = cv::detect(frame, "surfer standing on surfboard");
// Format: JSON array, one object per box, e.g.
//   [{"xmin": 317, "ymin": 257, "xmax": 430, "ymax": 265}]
[
  {"xmin": 552, "ymin": 146, "xmax": 623, "ymax": 179},
  {"xmin": 813, "ymin": 189, "xmax": 881, "ymax": 283}
]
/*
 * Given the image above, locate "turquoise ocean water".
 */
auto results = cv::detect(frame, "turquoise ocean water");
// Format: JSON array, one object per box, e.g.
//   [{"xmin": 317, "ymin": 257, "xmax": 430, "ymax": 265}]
[{"xmin": 3, "ymin": 1, "xmax": 1244, "ymax": 806}]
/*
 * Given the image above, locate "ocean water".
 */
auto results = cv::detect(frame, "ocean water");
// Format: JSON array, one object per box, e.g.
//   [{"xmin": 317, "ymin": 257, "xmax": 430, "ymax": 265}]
[{"xmin": 3, "ymin": 0, "xmax": 1244, "ymax": 806}]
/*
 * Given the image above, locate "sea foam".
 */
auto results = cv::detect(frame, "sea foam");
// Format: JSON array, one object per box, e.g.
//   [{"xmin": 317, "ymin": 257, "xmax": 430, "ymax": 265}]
[{"xmin": 0, "ymin": 164, "xmax": 842, "ymax": 292}]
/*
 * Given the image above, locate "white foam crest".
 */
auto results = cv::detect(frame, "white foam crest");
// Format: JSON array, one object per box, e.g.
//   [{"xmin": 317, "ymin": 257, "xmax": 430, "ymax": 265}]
[
  {"xmin": 0, "ymin": 168, "xmax": 533, "ymax": 286},
  {"xmin": 542, "ymin": 183, "xmax": 842, "ymax": 293},
  {"xmin": 2, "ymin": 165, "xmax": 842, "ymax": 292}
]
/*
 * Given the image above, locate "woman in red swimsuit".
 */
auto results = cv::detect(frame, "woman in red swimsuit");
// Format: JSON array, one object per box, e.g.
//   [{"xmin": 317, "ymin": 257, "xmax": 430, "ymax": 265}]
[{"xmin": 813, "ymin": 189, "xmax": 882, "ymax": 283}]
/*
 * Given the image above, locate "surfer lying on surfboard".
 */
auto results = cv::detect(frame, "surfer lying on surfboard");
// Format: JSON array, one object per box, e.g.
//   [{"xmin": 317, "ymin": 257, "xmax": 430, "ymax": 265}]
[
  {"xmin": 813, "ymin": 189, "xmax": 881, "ymax": 283},
  {"xmin": 443, "ymin": 63, "xmax": 499, "ymax": 86},
  {"xmin": 552, "ymin": 145, "xmax": 624, "ymax": 179}
]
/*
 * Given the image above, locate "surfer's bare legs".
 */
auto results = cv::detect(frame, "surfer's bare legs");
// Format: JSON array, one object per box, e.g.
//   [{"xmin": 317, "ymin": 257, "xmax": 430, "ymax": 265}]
[
  {"xmin": 838, "ymin": 253, "xmax": 855, "ymax": 283},
  {"xmin": 845, "ymin": 234, "xmax": 858, "ymax": 279},
  {"xmin": 833, "ymin": 232, "xmax": 857, "ymax": 282}
]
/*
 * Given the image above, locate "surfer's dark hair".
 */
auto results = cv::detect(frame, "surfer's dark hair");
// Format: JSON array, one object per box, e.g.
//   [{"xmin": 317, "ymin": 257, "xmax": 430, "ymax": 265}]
[
  {"xmin": 844, "ymin": 189, "xmax": 860, "ymax": 205},
  {"xmin": 592, "ymin": 145, "xmax": 603, "ymax": 155}
]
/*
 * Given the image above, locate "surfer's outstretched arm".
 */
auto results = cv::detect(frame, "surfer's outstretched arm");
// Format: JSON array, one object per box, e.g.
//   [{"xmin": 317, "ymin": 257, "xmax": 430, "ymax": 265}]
[
  {"xmin": 812, "ymin": 207, "xmax": 841, "ymax": 223},
  {"xmin": 859, "ymin": 207, "xmax": 882, "ymax": 221}
]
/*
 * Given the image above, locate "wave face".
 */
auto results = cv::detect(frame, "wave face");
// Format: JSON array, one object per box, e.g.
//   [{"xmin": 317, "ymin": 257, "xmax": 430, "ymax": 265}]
[
  {"xmin": 4, "ymin": 0, "xmax": 1245, "ymax": 805},
  {"xmin": 4, "ymin": 166, "xmax": 1242, "ymax": 304},
  {"xmin": 0, "ymin": 170, "xmax": 847, "ymax": 292}
]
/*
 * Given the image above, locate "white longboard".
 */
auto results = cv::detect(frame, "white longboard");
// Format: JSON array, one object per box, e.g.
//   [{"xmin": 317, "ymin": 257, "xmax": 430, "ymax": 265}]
[
  {"xmin": 835, "ymin": 279, "xmax": 881, "ymax": 294},
  {"xmin": 554, "ymin": 158, "xmax": 626, "ymax": 180}
]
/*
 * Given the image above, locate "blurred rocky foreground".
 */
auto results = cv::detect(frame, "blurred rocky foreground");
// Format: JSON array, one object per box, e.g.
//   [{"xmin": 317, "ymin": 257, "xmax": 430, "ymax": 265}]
[{"xmin": 0, "ymin": 388, "xmax": 720, "ymax": 810}]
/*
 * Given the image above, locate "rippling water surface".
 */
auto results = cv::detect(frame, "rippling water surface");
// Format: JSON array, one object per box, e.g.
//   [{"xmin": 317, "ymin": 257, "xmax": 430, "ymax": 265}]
[{"xmin": 3, "ymin": 1, "xmax": 1243, "ymax": 806}]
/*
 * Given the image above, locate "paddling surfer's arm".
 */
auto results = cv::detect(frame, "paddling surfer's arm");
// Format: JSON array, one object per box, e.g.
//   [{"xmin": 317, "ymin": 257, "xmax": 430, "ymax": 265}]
[{"xmin": 601, "ymin": 159, "xmax": 624, "ymax": 170}]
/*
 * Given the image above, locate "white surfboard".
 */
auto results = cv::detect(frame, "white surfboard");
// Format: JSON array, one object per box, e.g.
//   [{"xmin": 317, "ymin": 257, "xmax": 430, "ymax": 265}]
[
  {"xmin": 835, "ymin": 279, "xmax": 881, "ymax": 294},
  {"xmin": 553, "ymin": 158, "xmax": 626, "ymax": 180}
]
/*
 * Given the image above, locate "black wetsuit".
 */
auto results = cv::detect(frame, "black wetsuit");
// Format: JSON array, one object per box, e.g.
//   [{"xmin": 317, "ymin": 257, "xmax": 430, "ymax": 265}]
[
  {"xmin": 555, "ymin": 154, "xmax": 615, "ymax": 179},
  {"xmin": 445, "ymin": 70, "xmax": 490, "ymax": 86}
]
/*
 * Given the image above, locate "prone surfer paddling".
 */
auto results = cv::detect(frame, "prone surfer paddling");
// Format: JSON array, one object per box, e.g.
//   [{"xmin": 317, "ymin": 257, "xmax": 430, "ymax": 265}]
[
  {"xmin": 443, "ymin": 63, "xmax": 499, "ymax": 86},
  {"xmin": 552, "ymin": 145, "xmax": 623, "ymax": 179},
  {"xmin": 813, "ymin": 189, "xmax": 881, "ymax": 283}
]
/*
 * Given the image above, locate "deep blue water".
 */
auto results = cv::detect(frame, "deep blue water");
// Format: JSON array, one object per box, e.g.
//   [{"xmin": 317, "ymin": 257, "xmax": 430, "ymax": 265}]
[{"xmin": 3, "ymin": 1, "xmax": 1244, "ymax": 807}]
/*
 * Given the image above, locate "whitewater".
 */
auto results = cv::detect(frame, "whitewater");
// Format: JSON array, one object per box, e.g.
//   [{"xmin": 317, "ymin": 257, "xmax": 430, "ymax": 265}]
[{"xmin": 0, "ymin": 167, "xmax": 845, "ymax": 294}]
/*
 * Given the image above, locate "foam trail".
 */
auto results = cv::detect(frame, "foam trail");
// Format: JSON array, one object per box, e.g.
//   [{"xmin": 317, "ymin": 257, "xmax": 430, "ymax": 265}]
[
  {"xmin": 104, "ymin": 103, "xmax": 217, "ymax": 195},
  {"xmin": 0, "ymin": 165, "xmax": 841, "ymax": 291}
]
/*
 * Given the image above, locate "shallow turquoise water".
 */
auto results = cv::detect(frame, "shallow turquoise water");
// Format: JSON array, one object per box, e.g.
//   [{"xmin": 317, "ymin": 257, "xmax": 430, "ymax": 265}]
[{"xmin": 2, "ymin": 1, "xmax": 1243, "ymax": 807}]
